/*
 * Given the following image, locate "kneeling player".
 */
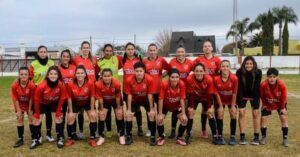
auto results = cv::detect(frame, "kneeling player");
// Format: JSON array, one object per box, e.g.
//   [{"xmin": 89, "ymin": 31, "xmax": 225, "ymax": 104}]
[
  {"xmin": 11, "ymin": 67, "xmax": 36, "ymax": 148},
  {"xmin": 260, "ymin": 68, "xmax": 288, "ymax": 147},
  {"xmin": 157, "ymin": 68, "xmax": 188, "ymax": 146},
  {"xmin": 64, "ymin": 65, "xmax": 97, "ymax": 147},
  {"xmin": 95, "ymin": 68, "xmax": 125, "ymax": 145}
]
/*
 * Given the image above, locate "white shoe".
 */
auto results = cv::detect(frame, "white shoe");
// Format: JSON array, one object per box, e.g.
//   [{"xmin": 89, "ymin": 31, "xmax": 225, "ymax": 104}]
[
  {"xmin": 119, "ymin": 136, "xmax": 125, "ymax": 145},
  {"xmin": 79, "ymin": 132, "xmax": 85, "ymax": 140},
  {"xmin": 97, "ymin": 137, "xmax": 105, "ymax": 146},
  {"xmin": 146, "ymin": 130, "xmax": 151, "ymax": 137},
  {"xmin": 38, "ymin": 136, "xmax": 42, "ymax": 144},
  {"xmin": 46, "ymin": 135, "xmax": 55, "ymax": 142}
]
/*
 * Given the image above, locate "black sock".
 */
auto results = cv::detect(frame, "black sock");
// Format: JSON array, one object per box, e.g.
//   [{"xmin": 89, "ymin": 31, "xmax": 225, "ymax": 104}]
[
  {"xmin": 201, "ymin": 113, "xmax": 207, "ymax": 131},
  {"xmin": 67, "ymin": 124, "xmax": 73, "ymax": 138},
  {"xmin": 98, "ymin": 120, "xmax": 105, "ymax": 137},
  {"xmin": 78, "ymin": 113, "xmax": 84, "ymax": 132},
  {"xmin": 29, "ymin": 124, "xmax": 34, "ymax": 139},
  {"xmin": 89, "ymin": 122, "xmax": 97, "ymax": 138},
  {"xmin": 261, "ymin": 127, "xmax": 267, "ymax": 138},
  {"xmin": 230, "ymin": 119, "xmax": 237, "ymax": 136},
  {"xmin": 149, "ymin": 121, "xmax": 156, "ymax": 137},
  {"xmin": 282, "ymin": 127, "xmax": 288, "ymax": 139},
  {"xmin": 116, "ymin": 120, "xmax": 125, "ymax": 136},
  {"xmin": 177, "ymin": 124, "xmax": 186, "ymax": 138},
  {"xmin": 32, "ymin": 125, "xmax": 39, "ymax": 140},
  {"xmin": 38, "ymin": 123, "xmax": 42, "ymax": 139},
  {"xmin": 254, "ymin": 133, "xmax": 259, "ymax": 139},
  {"xmin": 171, "ymin": 112, "xmax": 178, "ymax": 130},
  {"xmin": 157, "ymin": 125, "xmax": 164, "ymax": 138},
  {"xmin": 105, "ymin": 106, "xmax": 112, "ymax": 131},
  {"xmin": 56, "ymin": 123, "xmax": 64, "ymax": 139},
  {"xmin": 240, "ymin": 133, "xmax": 245, "ymax": 139},
  {"xmin": 147, "ymin": 114, "xmax": 150, "ymax": 131},
  {"xmin": 186, "ymin": 119, "xmax": 194, "ymax": 136},
  {"xmin": 135, "ymin": 110, "xmax": 142, "ymax": 128},
  {"xmin": 17, "ymin": 126, "xmax": 24, "ymax": 140},
  {"xmin": 208, "ymin": 118, "xmax": 217, "ymax": 136},
  {"xmin": 216, "ymin": 119, "xmax": 223, "ymax": 136},
  {"xmin": 125, "ymin": 121, "xmax": 132, "ymax": 136},
  {"xmin": 45, "ymin": 111, "xmax": 52, "ymax": 137}
]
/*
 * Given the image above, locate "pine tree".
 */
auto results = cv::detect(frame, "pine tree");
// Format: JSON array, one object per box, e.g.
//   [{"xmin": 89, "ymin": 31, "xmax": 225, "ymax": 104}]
[{"xmin": 282, "ymin": 19, "xmax": 289, "ymax": 55}]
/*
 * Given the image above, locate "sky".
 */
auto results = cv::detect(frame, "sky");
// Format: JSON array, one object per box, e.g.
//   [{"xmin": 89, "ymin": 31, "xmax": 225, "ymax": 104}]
[{"xmin": 0, "ymin": 0, "xmax": 299, "ymax": 52}]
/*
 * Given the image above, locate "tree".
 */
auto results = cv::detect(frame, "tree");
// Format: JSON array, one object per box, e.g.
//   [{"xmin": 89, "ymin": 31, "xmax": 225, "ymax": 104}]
[
  {"xmin": 272, "ymin": 6, "xmax": 298, "ymax": 55},
  {"xmin": 282, "ymin": 19, "xmax": 289, "ymax": 55},
  {"xmin": 248, "ymin": 13, "xmax": 268, "ymax": 32},
  {"xmin": 262, "ymin": 10, "xmax": 274, "ymax": 56},
  {"xmin": 155, "ymin": 29, "xmax": 172, "ymax": 56},
  {"xmin": 248, "ymin": 32, "xmax": 263, "ymax": 47},
  {"xmin": 226, "ymin": 17, "xmax": 253, "ymax": 55}
]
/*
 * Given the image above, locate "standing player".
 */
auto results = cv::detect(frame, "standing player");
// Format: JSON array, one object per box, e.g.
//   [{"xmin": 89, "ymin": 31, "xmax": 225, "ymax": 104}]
[
  {"xmin": 186, "ymin": 63, "xmax": 219, "ymax": 144},
  {"xmin": 97, "ymin": 44, "xmax": 123, "ymax": 138},
  {"xmin": 213, "ymin": 60, "xmax": 238, "ymax": 145},
  {"xmin": 31, "ymin": 66, "xmax": 67, "ymax": 149},
  {"xmin": 11, "ymin": 67, "xmax": 36, "ymax": 148},
  {"xmin": 64, "ymin": 65, "xmax": 97, "ymax": 147},
  {"xmin": 122, "ymin": 42, "xmax": 144, "ymax": 136},
  {"xmin": 29, "ymin": 45, "xmax": 55, "ymax": 143},
  {"xmin": 95, "ymin": 68, "xmax": 125, "ymax": 145},
  {"xmin": 124, "ymin": 62, "xmax": 156, "ymax": 145},
  {"xmin": 57, "ymin": 49, "xmax": 76, "ymax": 136},
  {"xmin": 157, "ymin": 68, "xmax": 188, "ymax": 146},
  {"xmin": 168, "ymin": 47, "xmax": 193, "ymax": 138},
  {"xmin": 143, "ymin": 43, "xmax": 170, "ymax": 136},
  {"xmin": 72, "ymin": 41, "xmax": 97, "ymax": 139},
  {"xmin": 236, "ymin": 56, "xmax": 262, "ymax": 145},
  {"xmin": 260, "ymin": 68, "xmax": 288, "ymax": 147},
  {"xmin": 193, "ymin": 40, "xmax": 221, "ymax": 139}
]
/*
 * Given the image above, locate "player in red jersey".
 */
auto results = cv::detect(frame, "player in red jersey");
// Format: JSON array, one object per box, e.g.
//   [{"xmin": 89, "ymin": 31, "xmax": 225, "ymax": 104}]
[
  {"xmin": 72, "ymin": 41, "xmax": 97, "ymax": 139},
  {"xmin": 168, "ymin": 47, "xmax": 193, "ymax": 139},
  {"xmin": 123, "ymin": 62, "xmax": 156, "ymax": 146},
  {"xmin": 122, "ymin": 42, "xmax": 145, "ymax": 136},
  {"xmin": 11, "ymin": 67, "xmax": 36, "ymax": 148},
  {"xmin": 156, "ymin": 68, "xmax": 188, "ymax": 146},
  {"xmin": 31, "ymin": 66, "xmax": 67, "ymax": 149},
  {"xmin": 186, "ymin": 63, "xmax": 220, "ymax": 144},
  {"xmin": 213, "ymin": 60, "xmax": 238, "ymax": 145},
  {"xmin": 260, "ymin": 68, "xmax": 288, "ymax": 147},
  {"xmin": 95, "ymin": 68, "xmax": 125, "ymax": 145},
  {"xmin": 143, "ymin": 43, "xmax": 170, "ymax": 136},
  {"xmin": 64, "ymin": 65, "xmax": 97, "ymax": 148},
  {"xmin": 193, "ymin": 40, "xmax": 221, "ymax": 139},
  {"xmin": 57, "ymin": 49, "xmax": 77, "ymax": 138}
]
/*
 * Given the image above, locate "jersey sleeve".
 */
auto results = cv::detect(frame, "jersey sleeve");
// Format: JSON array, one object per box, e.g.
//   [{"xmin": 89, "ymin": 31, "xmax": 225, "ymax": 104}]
[
  {"xmin": 95, "ymin": 82, "xmax": 102, "ymax": 100},
  {"xmin": 115, "ymin": 81, "xmax": 121, "ymax": 98},
  {"xmin": 33, "ymin": 85, "xmax": 43, "ymax": 119},
  {"xmin": 179, "ymin": 81, "xmax": 186, "ymax": 99},
  {"xmin": 11, "ymin": 82, "xmax": 18, "ymax": 102},
  {"xmin": 147, "ymin": 76, "xmax": 156, "ymax": 94},
  {"xmin": 159, "ymin": 83, "xmax": 166, "ymax": 99},
  {"xmin": 259, "ymin": 83, "xmax": 268, "ymax": 107},
  {"xmin": 29, "ymin": 65, "xmax": 34, "ymax": 80},
  {"xmin": 117, "ymin": 55, "xmax": 123, "ymax": 69},
  {"xmin": 279, "ymin": 81, "xmax": 288, "ymax": 109},
  {"xmin": 89, "ymin": 82, "xmax": 95, "ymax": 97},
  {"xmin": 55, "ymin": 83, "xmax": 67, "ymax": 117}
]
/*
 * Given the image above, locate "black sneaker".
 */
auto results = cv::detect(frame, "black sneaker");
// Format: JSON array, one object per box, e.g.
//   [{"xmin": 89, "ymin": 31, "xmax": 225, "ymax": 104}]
[
  {"xmin": 30, "ymin": 139, "xmax": 41, "ymax": 149},
  {"xmin": 212, "ymin": 136, "xmax": 219, "ymax": 145},
  {"xmin": 72, "ymin": 134, "xmax": 80, "ymax": 141},
  {"xmin": 57, "ymin": 137, "xmax": 64, "ymax": 148},
  {"xmin": 185, "ymin": 134, "xmax": 191, "ymax": 145},
  {"xmin": 137, "ymin": 127, "xmax": 144, "ymax": 136},
  {"xmin": 150, "ymin": 136, "xmax": 156, "ymax": 146},
  {"xmin": 125, "ymin": 135, "xmax": 133, "ymax": 145},
  {"xmin": 168, "ymin": 129, "xmax": 176, "ymax": 139},
  {"xmin": 13, "ymin": 139, "xmax": 24, "ymax": 148},
  {"xmin": 218, "ymin": 136, "xmax": 226, "ymax": 145},
  {"xmin": 251, "ymin": 137, "xmax": 259, "ymax": 145},
  {"xmin": 239, "ymin": 136, "xmax": 247, "ymax": 145}
]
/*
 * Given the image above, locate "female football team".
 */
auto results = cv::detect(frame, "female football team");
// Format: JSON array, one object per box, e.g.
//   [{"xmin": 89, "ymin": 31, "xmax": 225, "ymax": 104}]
[{"xmin": 11, "ymin": 40, "xmax": 289, "ymax": 149}]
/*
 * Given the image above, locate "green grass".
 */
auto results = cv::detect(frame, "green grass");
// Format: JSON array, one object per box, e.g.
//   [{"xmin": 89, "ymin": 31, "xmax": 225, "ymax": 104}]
[{"xmin": 0, "ymin": 75, "xmax": 300, "ymax": 157}]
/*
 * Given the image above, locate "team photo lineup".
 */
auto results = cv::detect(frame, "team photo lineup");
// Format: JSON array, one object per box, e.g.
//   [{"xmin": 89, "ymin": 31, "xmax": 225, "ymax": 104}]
[{"xmin": 11, "ymin": 40, "xmax": 289, "ymax": 150}]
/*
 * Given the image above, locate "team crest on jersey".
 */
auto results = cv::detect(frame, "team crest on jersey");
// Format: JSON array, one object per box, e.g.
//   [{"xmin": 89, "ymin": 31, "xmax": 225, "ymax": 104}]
[
  {"xmin": 25, "ymin": 89, "xmax": 30, "ymax": 94},
  {"xmin": 84, "ymin": 87, "xmax": 88, "ymax": 93},
  {"xmin": 143, "ymin": 84, "xmax": 147, "ymax": 89}
]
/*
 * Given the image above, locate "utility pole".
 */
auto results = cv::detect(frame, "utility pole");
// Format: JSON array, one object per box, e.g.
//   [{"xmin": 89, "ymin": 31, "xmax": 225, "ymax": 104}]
[
  {"xmin": 134, "ymin": 34, "xmax": 136, "ymax": 45},
  {"xmin": 90, "ymin": 35, "xmax": 93, "ymax": 54}
]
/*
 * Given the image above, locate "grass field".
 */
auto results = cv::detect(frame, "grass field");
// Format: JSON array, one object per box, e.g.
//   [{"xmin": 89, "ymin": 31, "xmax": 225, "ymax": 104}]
[{"xmin": 0, "ymin": 75, "xmax": 300, "ymax": 157}]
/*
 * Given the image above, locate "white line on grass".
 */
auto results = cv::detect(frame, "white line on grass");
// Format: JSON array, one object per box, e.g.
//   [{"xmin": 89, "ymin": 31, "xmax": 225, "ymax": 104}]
[
  {"xmin": 0, "ymin": 117, "xmax": 15, "ymax": 123},
  {"xmin": 288, "ymin": 92, "xmax": 300, "ymax": 99}
]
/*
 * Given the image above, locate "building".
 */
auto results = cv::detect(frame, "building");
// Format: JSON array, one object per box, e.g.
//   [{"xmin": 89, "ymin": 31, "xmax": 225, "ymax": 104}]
[{"xmin": 169, "ymin": 31, "xmax": 216, "ymax": 56}]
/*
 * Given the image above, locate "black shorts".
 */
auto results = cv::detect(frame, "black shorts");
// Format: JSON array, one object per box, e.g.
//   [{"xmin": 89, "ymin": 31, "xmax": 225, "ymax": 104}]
[
  {"xmin": 238, "ymin": 98, "xmax": 260, "ymax": 110},
  {"xmin": 261, "ymin": 105, "xmax": 287, "ymax": 116},
  {"xmin": 72, "ymin": 104, "xmax": 91, "ymax": 113},
  {"xmin": 40, "ymin": 103, "xmax": 58, "ymax": 115},
  {"xmin": 153, "ymin": 93, "xmax": 159, "ymax": 104},
  {"xmin": 193, "ymin": 101, "xmax": 208, "ymax": 111},
  {"xmin": 123, "ymin": 93, "xmax": 128, "ymax": 103},
  {"xmin": 131, "ymin": 101, "xmax": 150, "ymax": 113},
  {"xmin": 103, "ymin": 103, "xmax": 119, "ymax": 110},
  {"xmin": 162, "ymin": 107, "xmax": 181, "ymax": 116}
]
